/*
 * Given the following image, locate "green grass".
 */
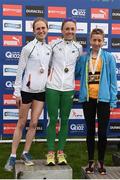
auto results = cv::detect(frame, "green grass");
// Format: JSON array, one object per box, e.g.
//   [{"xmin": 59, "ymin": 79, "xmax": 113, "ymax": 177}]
[{"xmin": 0, "ymin": 141, "xmax": 119, "ymax": 179}]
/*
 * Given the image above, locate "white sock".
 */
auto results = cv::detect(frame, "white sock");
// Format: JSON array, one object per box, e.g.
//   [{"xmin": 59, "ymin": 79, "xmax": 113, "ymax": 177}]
[
  {"xmin": 10, "ymin": 154, "xmax": 16, "ymax": 158},
  {"xmin": 22, "ymin": 151, "xmax": 28, "ymax": 155}
]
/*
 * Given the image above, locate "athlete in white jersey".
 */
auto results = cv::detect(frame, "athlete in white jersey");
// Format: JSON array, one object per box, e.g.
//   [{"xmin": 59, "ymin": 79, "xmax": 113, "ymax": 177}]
[
  {"xmin": 46, "ymin": 18, "xmax": 83, "ymax": 166},
  {"xmin": 47, "ymin": 38, "xmax": 82, "ymax": 91},
  {"xmin": 5, "ymin": 17, "xmax": 52, "ymax": 172}
]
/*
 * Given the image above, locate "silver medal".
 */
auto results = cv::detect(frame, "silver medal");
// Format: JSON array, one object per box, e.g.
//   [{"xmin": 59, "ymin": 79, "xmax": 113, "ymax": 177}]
[{"xmin": 40, "ymin": 68, "xmax": 44, "ymax": 73}]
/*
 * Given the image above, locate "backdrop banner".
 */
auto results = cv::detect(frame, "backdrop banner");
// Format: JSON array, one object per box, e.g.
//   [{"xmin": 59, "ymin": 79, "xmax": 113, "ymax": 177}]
[{"xmin": 0, "ymin": 0, "xmax": 120, "ymax": 141}]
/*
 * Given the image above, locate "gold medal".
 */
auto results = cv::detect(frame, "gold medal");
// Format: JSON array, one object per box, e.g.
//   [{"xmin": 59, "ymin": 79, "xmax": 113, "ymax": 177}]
[
  {"xmin": 91, "ymin": 76, "xmax": 96, "ymax": 82},
  {"xmin": 64, "ymin": 68, "xmax": 69, "ymax": 73},
  {"xmin": 40, "ymin": 68, "xmax": 44, "ymax": 73}
]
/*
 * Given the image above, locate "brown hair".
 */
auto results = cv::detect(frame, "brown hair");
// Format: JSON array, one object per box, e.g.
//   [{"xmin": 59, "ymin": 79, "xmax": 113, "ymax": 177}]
[
  {"xmin": 90, "ymin": 28, "xmax": 105, "ymax": 38},
  {"xmin": 32, "ymin": 17, "xmax": 48, "ymax": 30},
  {"xmin": 61, "ymin": 17, "xmax": 76, "ymax": 30}
]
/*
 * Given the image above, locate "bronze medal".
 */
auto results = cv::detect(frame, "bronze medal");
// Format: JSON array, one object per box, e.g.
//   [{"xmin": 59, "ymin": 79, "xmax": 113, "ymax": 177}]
[{"xmin": 64, "ymin": 68, "xmax": 69, "ymax": 73}]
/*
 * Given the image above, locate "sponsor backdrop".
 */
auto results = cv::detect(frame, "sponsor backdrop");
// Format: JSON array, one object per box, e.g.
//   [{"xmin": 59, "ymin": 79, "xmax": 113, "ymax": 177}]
[{"xmin": 0, "ymin": 0, "xmax": 120, "ymax": 141}]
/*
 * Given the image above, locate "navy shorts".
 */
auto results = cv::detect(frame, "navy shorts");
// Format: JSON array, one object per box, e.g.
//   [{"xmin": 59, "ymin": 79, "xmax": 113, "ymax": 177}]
[{"xmin": 21, "ymin": 91, "xmax": 45, "ymax": 104}]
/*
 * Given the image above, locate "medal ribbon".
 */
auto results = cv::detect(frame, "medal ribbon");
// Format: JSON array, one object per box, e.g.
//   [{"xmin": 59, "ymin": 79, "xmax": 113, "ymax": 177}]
[
  {"xmin": 89, "ymin": 48, "xmax": 101, "ymax": 75},
  {"xmin": 36, "ymin": 43, "xmax": 45, "ymax": 71},
  {"xmin": 64, "ymin": 41, "xmax": 74, "ymax": 70}
]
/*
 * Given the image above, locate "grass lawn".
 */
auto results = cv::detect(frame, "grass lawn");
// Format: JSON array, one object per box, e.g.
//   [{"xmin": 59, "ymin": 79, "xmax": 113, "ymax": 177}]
[{"xmin": 0, "ymin": 141, "xmax": 119, "ymax": 179}]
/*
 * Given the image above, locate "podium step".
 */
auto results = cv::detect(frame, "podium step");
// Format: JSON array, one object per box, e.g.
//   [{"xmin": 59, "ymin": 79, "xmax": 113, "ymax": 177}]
[
  {"xmin": 81, "ymin": 166, "xmax": 120, "ymax": 179},
  {"xmin": 15, "ymin": 159, "xmax": 72, "ymax": 179},
  {"xmin": 112, "ymin": 152, "xmax": 120, "ymax": 166}
]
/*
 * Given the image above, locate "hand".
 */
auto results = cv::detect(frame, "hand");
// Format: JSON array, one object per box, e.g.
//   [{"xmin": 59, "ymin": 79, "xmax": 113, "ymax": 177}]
[{"xmin": 15, "ymin": 96, "xmax": 22, "ymax": 108}]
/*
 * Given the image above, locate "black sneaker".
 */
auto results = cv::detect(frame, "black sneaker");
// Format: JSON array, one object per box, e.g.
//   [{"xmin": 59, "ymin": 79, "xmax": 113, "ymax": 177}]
[
  {"xmin": 85, "ymin": 160, "xmax": 95, "ymax": 174},
  {"xmin": 4, "ymin": 156, "xmax": 16, "ymax": 172},
  {"xmin": 21, "ymin": 153, "xmax": 34, "ymax": 166},
  {"xmin": 97, "ymin": 161, "xmax": 106, "ymax": 175}
]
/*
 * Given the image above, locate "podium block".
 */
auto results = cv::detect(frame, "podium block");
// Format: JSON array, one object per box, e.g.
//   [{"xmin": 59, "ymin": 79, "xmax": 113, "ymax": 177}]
[
  {"xmin": 81, "ymin": 166, "xmax": 120, "ymax": 179},
  {"xmin": 15, "ymin": 160, "xmax": 72, "ymax": 179},
  {"xmin": 112, "ymin": 152, "xmax": 120, "ymax": 166}
]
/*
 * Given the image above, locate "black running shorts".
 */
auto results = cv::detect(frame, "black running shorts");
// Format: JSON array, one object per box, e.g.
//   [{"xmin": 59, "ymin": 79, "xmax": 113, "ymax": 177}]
[{"xmin": 21, "ymin": 91, "xmax": 45, "ymax": 104}]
